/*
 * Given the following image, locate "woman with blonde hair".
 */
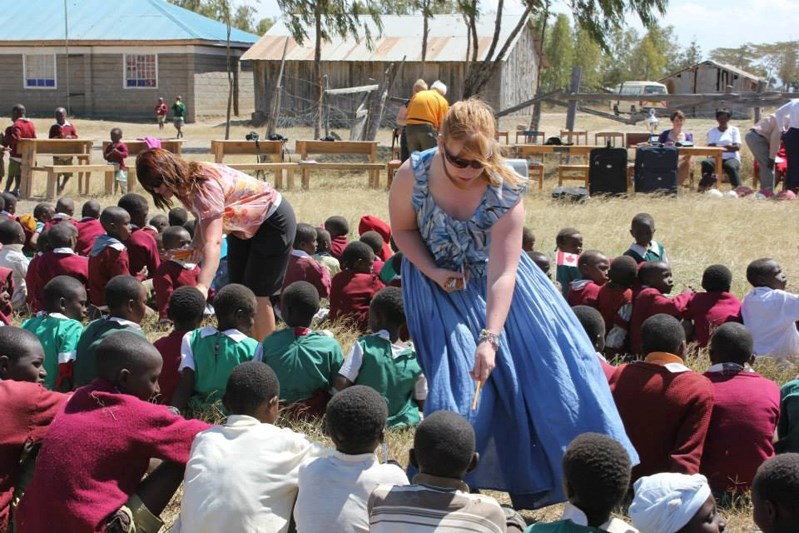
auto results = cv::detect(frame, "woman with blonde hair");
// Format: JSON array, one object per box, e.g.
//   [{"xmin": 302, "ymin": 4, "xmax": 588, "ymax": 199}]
[{"xmin": 389, "ymin": 98, "xmax": 636, "ymax": 508}]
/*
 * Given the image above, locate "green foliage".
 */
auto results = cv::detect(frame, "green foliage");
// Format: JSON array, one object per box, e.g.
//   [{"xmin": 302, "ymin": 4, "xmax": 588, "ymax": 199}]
[
  {"xmin": 377, "ymin": 0, "xmax": 458, "ymax": 15},
  {"xmin": 629, "ymin": 25, "xmax": 672, "ymax": 80},
  {"xmin": 168, "ymin": 0, "xmax": 259, "ymax": 33},
  {"xmin": 541, "ymin": 14, "xmax": 573, "ymax": 91},
  {"xmin": 572, "ymin": 25, "xmax": 602, "ymax": 90},
  {"xmin": 256, "ymin": 17, "xmax": 276, "ymax": 35}
]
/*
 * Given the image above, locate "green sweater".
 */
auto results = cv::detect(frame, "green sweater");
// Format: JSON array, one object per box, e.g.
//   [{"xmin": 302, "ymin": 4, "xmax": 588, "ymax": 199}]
[
  {"xmin": 22, "ymin": 313, "xmax": 84, "ymax": 390},
  {"xmin": 74, "ymin": 318, "xmax": 146, "ymax": 387}
]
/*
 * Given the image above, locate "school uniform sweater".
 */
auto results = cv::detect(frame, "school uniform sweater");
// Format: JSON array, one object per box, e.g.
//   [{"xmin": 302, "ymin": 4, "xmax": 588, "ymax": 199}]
[
  {"xmin": 329, "ymin": 270, "xmax": 386, "ymax": 332},
  {"xmin": 684, "ymin": 291, "xmax": 742, "ymax": 347},
  {"xmin": 29, "ymin": 249, "xmax": 89, "ymax": 311},
  {"xmin": 700, "ymin": 366, "xmax": 779, "ymax": 493},
  {"xmin": 74, "ymin": 317, "xmax": 146, "ymax": 387},
  {"xmin": 0, "ymin": 266, "xmax": 14, "ymax": 325},
  {"xmin": 153, "ymin": 329, "xmax": 190, "ymax": 405},
  {"xmin": 22, "ymin": 312, "xmax": 84, "ymax": 390},
  {"xmin": 15, "ymin": 379, "xmax": 209, "ymax": 533},
  {"xmin": 88, "ymin": 236, "xmax": 133, "ymax": 307},
  {"xmin": 154, "ymin": 259, "xmax": 201, "ymax": 320},
  {"xmin": 629, "ymin": 287, "xmax": 693, "ymax": 356},
  {"xmin": 596, "ymin": 284, "xmax": 633, "ymax": 334},
  {"xmin": 48, "ymin": 122, "xmax": 78, "ymax": 139},
  {"xmin": 358, "ymin": 215, "xmax": 393, "ymax": 261},
  {"xmin": 6, "ymin": 118, "xmax": 36, "ymax": 160},
  {"xmin": 567, "ymin": 279, "xmax": 601, "ymax": 307},
  {"xmin": 283, "ymin": 251, "xmax": 331, "ymax": 299},
  {"xmin": 778, "ymin": 379, "xmax": 799, "ymax": 454},
  {"xmin": 126, "ymin": 227, "xmax": 160, "ymax": 278},
  {"xmin": 74, "ymin": 217, "xmax": 104, "ymax": 256},
  {"xmin": 609, "ymin": 352, "xmax": 714, "ymax": 481},
  {"xmin": 329, "ymin": 235, "xmax": 349, "ymax": 260},
  {"xmin": 0, "ymin": 381, "xmax": 68, "ymax": 531},
  {"xmin": 24, "ymin": 254, "xmax": 42, "ymax": 311},
  {"xmin": 623, "ymin": 241, "xmax": 668, "ymax": 264}
]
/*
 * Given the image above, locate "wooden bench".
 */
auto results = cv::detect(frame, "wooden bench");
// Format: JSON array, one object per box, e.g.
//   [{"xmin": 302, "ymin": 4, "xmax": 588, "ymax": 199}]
[
  {"xmin": 18, "ymin": 139, "xmax": 94, "ymax": 198},
  {"xmin": 595, "ymin": 132, "xmax": 625, "ymax": 147},
  {"xmin": 295, "ymin": 140, "xmax": 382, "ymax": 189},
  {"xmin": 210, "ymin": 139, "xmax": 298, "ymax": 189},
  {"xmin": 386, "ymin": 160, "xmax": 402, "ymax": 190},
  {"xmin": 515, "ymin": 130, "xmax": 545, "ymax": 145},
  {"xmin": 495, "ymin": 131, "xmax": 509, "ymax": 144},
  {"xmin": 102, "ymin": 140, "xmax": 183, "ymax": 193},
  {"xmin": 43, "ymin": 164, "xmax": 115, "ymax": 200},
  {"xmin": 558, "ymin": 164, "xmax": 589, "ymax": 187},
  {"xmin": 560, "ymin": 130, "xmax": 589, "ymax": 145}
]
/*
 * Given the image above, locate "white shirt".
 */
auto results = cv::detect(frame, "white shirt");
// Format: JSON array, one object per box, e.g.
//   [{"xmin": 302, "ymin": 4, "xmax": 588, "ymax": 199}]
[
  {"xmin": 741, "ymin": 286, "xmax": 799, "ymax": 359},
  {"xmin": 561, "ymin": 502, "xmax": 639, "ymax": 533},
  {"xmin": 706, "ymin": 126, "xmax": 741, "ymax": 161},
  {"xmin": 294, "ymin": 451, "xmax": 409, "ymax": 533},
  {"xmin": 179, "ymin": 326, "xmax": 249, "ymax": 371},
  {"xmin": 172, "ymin": 415, "xmax": 330, "ymax": 533},
  {"xmin": 774, "ymin": 99, "xmax": 799, "ymax": 129},
  {"xmin": 0, "ymin": 244, "xmax": 29, "ymax": 310}
]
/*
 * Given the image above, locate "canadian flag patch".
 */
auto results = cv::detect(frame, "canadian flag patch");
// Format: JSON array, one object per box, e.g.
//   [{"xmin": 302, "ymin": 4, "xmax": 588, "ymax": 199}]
[{"xmin": 556, "ymin": 251, "xmax": 579, "ymax": 266}]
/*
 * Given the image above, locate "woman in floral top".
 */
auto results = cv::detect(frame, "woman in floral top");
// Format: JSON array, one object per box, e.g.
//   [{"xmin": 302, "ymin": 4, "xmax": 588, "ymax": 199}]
[{"xmin": 136, "ymin": 149, "xmax": 296, "ymax": 340}]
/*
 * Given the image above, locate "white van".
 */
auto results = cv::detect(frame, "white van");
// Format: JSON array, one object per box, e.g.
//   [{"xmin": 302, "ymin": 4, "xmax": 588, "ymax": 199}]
[{"xmin": 611, "ymin": 81, "xmax": 668, "ymax": 114}]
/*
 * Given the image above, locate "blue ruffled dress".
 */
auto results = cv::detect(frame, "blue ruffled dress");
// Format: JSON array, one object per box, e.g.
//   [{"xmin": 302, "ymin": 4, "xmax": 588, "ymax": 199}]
[{"xmin": 401, "ymin": 149, "xmax": 638, "ymax": 509}]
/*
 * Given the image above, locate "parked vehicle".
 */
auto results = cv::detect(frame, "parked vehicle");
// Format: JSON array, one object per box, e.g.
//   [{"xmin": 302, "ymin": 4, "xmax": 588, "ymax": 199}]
[{"xmin": 611, "ymin": 81, "xmax": 668, "ymax": 114}]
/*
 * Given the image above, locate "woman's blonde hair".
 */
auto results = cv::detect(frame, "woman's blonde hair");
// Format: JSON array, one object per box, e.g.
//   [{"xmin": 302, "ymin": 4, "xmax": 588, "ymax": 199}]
[
  {"xmin": 412, "ymin": 79, "xmax": 428, "ymax": 93},
  {"xmin": 440, "ymin": 98, "xmax": 522, "ymax": 188}
]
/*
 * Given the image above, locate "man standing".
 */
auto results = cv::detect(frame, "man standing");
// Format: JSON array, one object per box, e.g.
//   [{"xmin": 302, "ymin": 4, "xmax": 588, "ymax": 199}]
[
  {"xmin": 774, "ymin": 99, "xmax": 799, "ymax": 191},
  {"xmin": 155, "ymin": 97, "xmax": 168, "ymax": 131},
  {"xmin": 403, "ymin": 81, "xmax": 449, "ymax": 154},
  {"xmin": 2, "ymin": 105, "xmax": 36, "ymax": 197},
  {"xmin": 48, "ymin": 107, "xmax": 78, "ymax": 194},
  {"xmin": 172, "ymin": 96, "xmax": 186, "ymax": 139}
]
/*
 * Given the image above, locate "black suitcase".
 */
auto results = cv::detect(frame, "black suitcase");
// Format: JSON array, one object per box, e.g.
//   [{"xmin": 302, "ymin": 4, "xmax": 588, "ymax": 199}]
[
  {"xmin": 634, "ymin": 146, "xmax": 678, "ymax": 194},
  {"xmin": 589, "ymin": 146, "xmax": 628, "ymax": 196}
]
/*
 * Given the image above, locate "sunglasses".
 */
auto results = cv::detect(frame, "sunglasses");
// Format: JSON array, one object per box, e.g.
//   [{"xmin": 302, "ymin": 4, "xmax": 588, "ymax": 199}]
[{"xmin": 443, "ymin": 146, "xmax": 485, "ymax": 170}]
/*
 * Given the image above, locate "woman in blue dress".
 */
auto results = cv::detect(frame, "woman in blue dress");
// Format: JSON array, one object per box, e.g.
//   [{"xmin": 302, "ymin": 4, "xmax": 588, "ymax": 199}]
[{"xmin": 389, "ymin": 99, "xmax": 637, "ymax": 509}]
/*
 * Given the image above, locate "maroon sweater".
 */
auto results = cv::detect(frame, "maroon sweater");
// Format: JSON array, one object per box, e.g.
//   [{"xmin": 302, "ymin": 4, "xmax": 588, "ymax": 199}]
[
  {"xmin": 629, "ymin": 287, "xmax": 694, "ymax": 356},
  {"xmin": 88, "ymin": 245, "xmax": 131, "ymax": 306},
  {"xmin": 700, "ymin": 369, "xmax": 780, "ymax": 493},
  {"xmin": 153, "ymin": 329, "xmax": 190, "ymax": 405},
  {"xmin": 283, "ymin": 253, "xmax": 331, "ymax": 299},
  {"xmin": 567, "ymin": 280, "xmax": 601, "ymax": 307},
  {"xmin": 103, "ymin": 141, "xmax": 129, "ymax": 171},
  {"xmin": 48, "ymin": 122, "xmax": 78, "ymax": 139},
  {"xmin": 74, "ymin": 217, "xmax": 104, "ymax": 257},
  {"xmin": 684, "ymin": 291, "xmax": 742, "ymax": 347},
  {"xmin": 329, "ymin": 235, "xmax": 349, "ymax": 261},
  {"xmin": 30, "ymin": 250, "xmax": 89, "ymax": 311},
  {"xmin": 126, "ymin": 227, "xmax": 160, "ymax": 279},
  {"xmin": 7, "ymin": 118, "xmax": 36, "ymax": 159},
  {"xmin": 329, "ymin": 270, "xmax": 385, "ymax": 332},
  {"xmin": 596, "ymin": 284, "xmax": 633, "ymax": 333},
  {"xmin": 153, "ymin": 260, "xmax": 200, "ymax": 320},
  {"xmin": 609, "ymin": 353, "xmax": 715, "ymax": 481}
]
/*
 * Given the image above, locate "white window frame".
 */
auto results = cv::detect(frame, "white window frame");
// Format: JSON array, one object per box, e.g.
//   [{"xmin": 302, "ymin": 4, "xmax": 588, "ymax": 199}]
[
  {"xmin": 23, "ymin": 54, "xmax": 57, "ymax": 90},
  {"xmin": 123, "ymin": 53, "xmax": 158, "ymax": 89}
]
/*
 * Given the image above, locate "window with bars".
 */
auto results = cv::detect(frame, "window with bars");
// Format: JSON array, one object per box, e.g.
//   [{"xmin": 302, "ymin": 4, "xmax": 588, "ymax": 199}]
[
  {"xmin": 124, "ymin": 54, "xmax": 158, "ymax": 88},
  {"xmin": 24, "ymin": 55, "xmax": 56, "ymax": 89}
]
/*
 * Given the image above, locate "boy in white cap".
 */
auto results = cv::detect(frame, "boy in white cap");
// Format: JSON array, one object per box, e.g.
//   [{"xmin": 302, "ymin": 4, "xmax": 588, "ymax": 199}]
[{"xmin": 629, "ymin": 473, "xmax": 726, "ymax": 533}]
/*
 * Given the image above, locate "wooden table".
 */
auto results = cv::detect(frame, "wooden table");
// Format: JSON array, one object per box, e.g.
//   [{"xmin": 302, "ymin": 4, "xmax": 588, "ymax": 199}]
[
  {"xmin": 509, "ymin": 144, "xmax": 600, "ymax": 159},
  {"xmin": 673, "ymin": 146, "xmax": 724, "ymax": 181},
  {"xmin": 18, "ymin": 139, "xmax": 94, "ymax": 198},
  {"xmin": 295, "ymin": 140, "xmax": 381, "ymax": 189}
]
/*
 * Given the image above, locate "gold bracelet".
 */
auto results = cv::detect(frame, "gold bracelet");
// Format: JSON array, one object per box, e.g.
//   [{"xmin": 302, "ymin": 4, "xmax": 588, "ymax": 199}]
[{"xmin": 478, "ymin": 329, "xmax": 500, "ymax": 350}]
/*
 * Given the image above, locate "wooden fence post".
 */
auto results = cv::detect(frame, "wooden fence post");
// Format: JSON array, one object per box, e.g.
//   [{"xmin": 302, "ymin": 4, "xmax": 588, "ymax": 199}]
[{"xmin": 565, "ymin": 67, "xmax": 582, "ymax": 132}]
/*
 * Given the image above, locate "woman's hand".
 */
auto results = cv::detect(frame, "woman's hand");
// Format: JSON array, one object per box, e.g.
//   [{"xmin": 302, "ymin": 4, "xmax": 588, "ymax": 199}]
[
  {"xmin": 471, "ymin": 341, "xmax": 497, "ymax": 382},
  {"xmin": 429, "ymin": 267, "xmax": 466, "ymax": 293},
  {"xmin": 195, "ymin": 283, "xmax": 209, "ymax": 299}
]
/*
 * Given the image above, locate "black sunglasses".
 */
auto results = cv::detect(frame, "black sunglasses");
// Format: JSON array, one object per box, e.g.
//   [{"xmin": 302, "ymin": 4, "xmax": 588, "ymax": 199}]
[{"xmin": 443, "ymin": 146, "xmax": 485, "ymax": 170}]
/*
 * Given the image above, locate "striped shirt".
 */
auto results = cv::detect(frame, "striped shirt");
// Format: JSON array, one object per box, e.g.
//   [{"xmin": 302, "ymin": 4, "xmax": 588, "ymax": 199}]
[{"xmin": 368, "ymin": 474, "xmax": 507, "ymax": 532}]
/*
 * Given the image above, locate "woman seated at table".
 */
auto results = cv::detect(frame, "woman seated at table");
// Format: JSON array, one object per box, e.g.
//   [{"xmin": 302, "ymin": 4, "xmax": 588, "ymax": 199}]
[
  {"xmin": 658, "ymin": 110, "xmax": 694, "ymax": 186},
  {"xmin": 700, "ymin": 108, "xmax": 741, "ymax": 190}
]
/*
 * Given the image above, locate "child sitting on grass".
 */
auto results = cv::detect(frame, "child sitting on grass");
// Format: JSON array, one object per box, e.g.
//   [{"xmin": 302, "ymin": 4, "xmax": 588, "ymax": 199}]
[
  {"xmin": 154, "ymin": 286, "xmax": 206, "ymax": 405},
  {"xmin": 598, "ymin": 255, "xmax": 638, "ymax": 354},
  {"xmin": 358, "ymin": 215, "xmax": 392, "ymax": 261},
  {"xmin": 294, "ymin": 385, "xmax": 408, "ymax": 533},
  {"xmin": 28, "ymin": 223, "xmax": 88, "ymax": 310},
  {"xmin": 16, "ymin": 332, "xmax": 210, "ymax": 533},
  {"xmin": 22, "ymin": 276, "xmax": 86, "ymax": 391},
  {"xmin": 118, "ymin": 193, "xmax": 160, "ymax": 281},
  {"xmin": 104, "ymin": 127, "xmax": 129, "ymax": 195},
  {"xmin": 701, "ymin": 322, "xmax": 780, "ymax": 495},
  {"xmin": 522, "ymin": 226, "xmax": 535, "ymax": 252},
  {"xmin": 329, "ymin": 241, "xmax": 386, "ymax": 332},
  {"xmin": 154, "ymin": 225, "xmax": 201, "ymax": 321},
  {"xmin": 525, "ymin": 433, "xmax": 633, "ymax": 532},
  {"xmin": 368, "ymin": 410, "xmax": 511, "ymax": 533},
  {"xmin": 74, "ymin": 275, "xmax": 147, "ymax": 387},
  {"xmin": 169, "ymin": 206, "xmax": 189, "ymax": 227},
  {"xmin": 23, "ymin": 229, "xmax": 49, "ymax": 311},
  {"xmin": 0, "ymin": 219, "xmax": 29, "ymax": 312},
  {"xmin": 149, "ymin": 213, "xmax": 168, "ymax": 234},
  {"xmin": 610, "ymin": 314, "xmax": 714, "ymax": 481},
  {"xmin": 567, "ymin": 250, "xmax": 609, "ymax": 307},
  {"xmin": 325, "ymin": 215, "xmax": 350, "ymax": 260},
  {"xmin": 283, "ymin": 222, "xmax": 331, "ymax": 299},
  {"xmin": 0, "ymin": 327, "xmax": 69, "ymax": 531},
  {"xmin": 257, "ymin": 281, "xmax": 343, "ymax": 418},
  {"xmin": 630, "ymin": 473, "xmax": 726, "ymax": 533},
  {"xmin": 778, "ymin": 378, "xmax": 799, "ymax": 454},
  {"xmin": 360, "ymin": 230, "xmax": 387, "ymax": 273},
  {"xmin": 74, "ymin": 200, "xmax": 103, "ymax": 256},
  {"xmin": 88, "ymin": 206, "xmax": 140, "ymax": 308},
  {"xmin": 313, "ymin": 228, "xmax": 341, "ymax": 277},
  {"xmin": 741, "ymin": 258, "xmax": 799, "ymax": 360},
  {"xmin": 624, "ymin": 212, "xmax": 668, "ymax": 264},
  {"xmin": 174, "ymin": 361, "xmax": 329, "ymax": 533},
  {"xmin": 46, "ymin": 197, "xmax": 76, "ymax": 229},
  {"xmin": 336, "ymin": 286, "xmax": 426, "ymax": 428},
  {"xmin": 555, "ymin": 227, "xmax": 583, "ymax": 298},
  {"xmin": 571, "ymin": 305, "xmax": 615, "ymax": 381},
  {"xmin": 629, "ymin": 261, "xmax": 694, "ymax": 356},
  {"xmin": 752, "ymin": 454, "xmax": 799, "ymax": 533},
  {"xmin": 171, "ymin": 283, "xmax": 259, "ymax": 412},
  {"xmin": 684, "ymin": 264, "xmax": 741, "ymax": 347}
]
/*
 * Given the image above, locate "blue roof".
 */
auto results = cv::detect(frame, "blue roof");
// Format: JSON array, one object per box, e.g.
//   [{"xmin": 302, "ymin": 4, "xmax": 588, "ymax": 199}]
[{"xmin": 0, "ymin": 0, "xmax": 259, "ymax": 45}]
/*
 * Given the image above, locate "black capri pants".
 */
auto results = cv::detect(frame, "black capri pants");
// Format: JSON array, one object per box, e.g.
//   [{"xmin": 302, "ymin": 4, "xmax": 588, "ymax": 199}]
[{"xmin": 226, "ymin": 198, "xmax": 296, "ymax": 297}]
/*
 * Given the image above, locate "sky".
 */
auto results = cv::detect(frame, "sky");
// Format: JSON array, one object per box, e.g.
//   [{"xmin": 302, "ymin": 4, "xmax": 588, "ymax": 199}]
[{"xmin": 252, "ymin": 0, "xmax": 799, "ymax": 54}]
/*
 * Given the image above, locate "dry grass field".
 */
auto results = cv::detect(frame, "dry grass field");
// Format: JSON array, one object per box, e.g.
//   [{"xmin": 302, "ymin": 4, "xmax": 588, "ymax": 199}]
[{"xmin": 10, "ymin": 109, "xmax": 794, "ymax": 531}]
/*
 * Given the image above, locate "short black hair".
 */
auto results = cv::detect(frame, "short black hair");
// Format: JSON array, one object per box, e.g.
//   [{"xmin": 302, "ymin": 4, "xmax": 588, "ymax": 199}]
[
  {"xmin": 563, "ymin": 433, "xmax": 631, "ymax": 518},
  {"xmin": 34, "ymin": 203, "xmax": 54, "ymax": 220},
  {"xmin": 294, "ymin": 223, "xmax": 317, "ymax": 248},
  {"xmin": 578, "ymin": 250, "xmax": 605, "ymax": 268},
  {"xmin": 324, "ymin": 215, "xmax": 349, "ymax": 237},
  {"xmin": 162, "ymin": 225, "xmax": 191, "ymax": 250},
  {"xmin": 95, "ymin": 331, "xmax": 160, "ymax": 382},
  {"xmin": 609, "ymin": 255, "xmax": 638, "ymax": 287},
  {"xmin": 167, "ymin": 286, "xmax": 206, "ymax": 327},
  {"xmin": 0, "ymin": 220, "xmax": 21, "ymax": 245},
  {"xmin": 556, "ymin": 227, "xmax": 580, "ymax": 246},
  {"xmin": 149, "ymin": 213, "xmax": 168, "ymax": 230},
  {"xmin": 317, "ymin": 228, "xmax": 331, "ymax": 245},
  {"xmin": 214, "ymin": 283, "xmax": 257, "ymax": 320},
  {"xmin": 47, "ymin": 222, "xmax": 77, "ymax": 249},
  {"xmin": 414, "ymin": 410, "xmax": 475, "ymax": 478},
  {"xmin": 529, "ymin": 251, "xmax": 550, "ymax": 274},
  {"xmin": 0, "ymin": 326, "xmax": 42, "ymax": 363},
  {"xmin": 281, "ymin": 281, "xmax": 320, "ymax": 328},
  {"xmin": 370, "ymin": 287, "xmax": 405, "ymax": 329},
  {"xmin": 641, "ymin": 314, "xmax": 685, "ymax": 355},
  {"xmin": 81, "ymin": 200, "xmax": 101, "ymax": 219},
  {"xmin": 359, "ymin": 231, "xmax": 384, "ymax": 256},
  {"xmin": 341, "ymin": 241, "xmax": 374, "ymax": 267},
  {"xmin": 572, "ymin": 305, "xmax": 605, "ymax": 349},
  {"xmin": 522, "ymin": 226, "xmax": 535, "ymax": 249},
  {"xmin": 747, "ymin": 258, "xmax": 778, "ymax": 287},
  {"xmin": 37, "ymin": 229, "xmax": 52, "ymax": 253},
  {"xmin": 55, "ymin": 197, "xmax": 74, "ymax": 215},
  {"xmin": 2, "ymin": 192, "xmax": 16, "ymax": 211},
  {"xmin": 702, "ymin": 264, "xmax": 732, "ymax": 292},
  {"xmin": 325, "ymin": 385, "xmax": 387, "ymax": 452},
  {"xmin": 105, "ymin": 275, "xmax": 144, "ymax": 311},
  {"xmin": 168, "ymin": 207, "xmax": 189, "ymax": 227},
  {"xmin": 43, "ymin": 276, "xmax": 86, "ymax": 312},
  {"xmin": 638, "ymin": 261, "xmax": 669, "ymax": 286},
  {"xmin": 100, "ymin": 206, "xmax": 129, "ymax": 231},
  {"xmin": 225, "ymin": 361, "xmax": 280, "ymax": 415},
  {"xmin": 0, "ymin": 196, "xmax": 6, "ymax": 214},
  {"xmin": 631, "ymin": 212, "xmax": 655, "ymax": 229},
  {"xmin": 710, "ymin": 322, "xmax": 753, "ymax": 365},
  {"xmin": 117, "ymin": 193, "xmax": 149, "ymax": 219},
  {"xmin": 183, "ymin": 219, "xmax": 196, "ymax": 238},
  {"xmin": 716, "ymin": 108, "xmax": 732, "ymax": 119},
  {"xmin": 753, "ymin": 454, "xmax": 799, "ymax": 514}
]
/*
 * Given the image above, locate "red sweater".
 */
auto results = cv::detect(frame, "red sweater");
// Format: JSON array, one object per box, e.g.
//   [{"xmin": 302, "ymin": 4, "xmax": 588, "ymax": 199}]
[
  {"xmin": 283, "ymin": 253, "xmax": 331, "ymax": 299},
  {"xmin": 0, "ymin": 381, "xmax": 68, "ymax": 530},
  {"xmin": 25, "ymin": 254, "xmax": 43, "ymax": 311},
  {"xmin": 329, "ymin": 270, "xmax": 385, "ymax": 332},
  {"xmin": 48, "ymin": 122, "xmax": 78, "ymax": 139},
  {"xmin": 153, "ymin": 260, "xmax": 200, "ymax": 320},
  {"xmin": 329, "ymin": 235, "xmax": 349, "ymax": 261},
  {"xmin": 153, "ymin": 330, "xmax": 190, "ymax": 405},
  {"xmin": 126, "ymin": 227, "xmax": 160, "ymax": 279},
  {"xmin": 74, "ymin": 217, "xmax": 104, "ymax": 257},
  {"xmin": 103, "ymin": 141, "xmax": 129, "ymax": 171},
  {"xmin": 609, "ymin": 353, "xmax": 715, "ymax": 481},
  {"xmin": 15, "ymin": 379, "xmax": 209, "ymax": 533},
  {"xmin": 700, "ymin": 370, "xmax": 780, "ymax": 493},
  {"xmin": 596, "ymin": 284, "xmax": 632, "ymax": 333},
  {"xmin": 358, "ymin": 215, "xmax": 393, "ymax": 261},
  {"xmin": 7, "ymin": 118, "xmax": 36, "ymax": 159},
  {"xmin": 88, "ymin": 244, "xmax": 131, "ymax": 306},
  {"xmin": 0, "ymin": 266, "xmax": 14, "ymax": 325},
  {"xmin": 30, "ymin": 251, "xmax": 89, "ymax": 311},
  {"xmin": 567, "ymin": 280, "xmax": 601, "ymax": 307},
  {"xmin": 629, "ymin": 287, "xmax": 694, "ymax": 356},
  {"xmin": 684, "ymin": 291, "xmax": 742, "ymax": 347}
]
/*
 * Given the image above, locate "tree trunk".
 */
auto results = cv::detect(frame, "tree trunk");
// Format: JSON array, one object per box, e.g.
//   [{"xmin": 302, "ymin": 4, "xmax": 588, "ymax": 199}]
[
  {"xmin": 313, "ymin": 4, "xmax": 323, "ymax": 139},
  {"xmin": 421, "ymin": 5, "xmax": 429, "ymax": 68},
  {"xmin": 224, "ymin": 8, "xmax": 233, "ymax": 140}
]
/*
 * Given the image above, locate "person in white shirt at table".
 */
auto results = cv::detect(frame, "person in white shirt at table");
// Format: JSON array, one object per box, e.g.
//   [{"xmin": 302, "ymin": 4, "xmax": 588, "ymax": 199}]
[
  {"xmin": 774, "ymin": 99, "xmax": 799, "ymax": 191},
  {"xmin": 700, "ymin": 108, "xmax": 741, "ymax": 190}
]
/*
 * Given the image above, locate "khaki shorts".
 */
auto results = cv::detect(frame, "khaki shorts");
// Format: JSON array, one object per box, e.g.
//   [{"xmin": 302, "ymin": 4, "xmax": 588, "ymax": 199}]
[{"xmin": 104, "ymin": 494, "xmax": 163, "ymax": 533}]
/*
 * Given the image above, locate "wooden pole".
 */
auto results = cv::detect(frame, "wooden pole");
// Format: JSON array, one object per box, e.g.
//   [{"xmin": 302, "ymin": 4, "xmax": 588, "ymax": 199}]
[
  {"xmin": 267, "ymin": 37, "xmax": 289, "ymax": 137},
  {"xmin": 565, "ymin": 66, "xmax": 581, "ymax": 132}
]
